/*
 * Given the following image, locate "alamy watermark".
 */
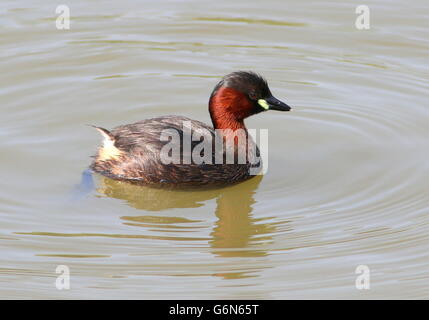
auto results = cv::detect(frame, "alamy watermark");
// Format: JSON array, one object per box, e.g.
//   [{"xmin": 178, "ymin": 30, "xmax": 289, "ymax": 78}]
[
  {"xmin": 55, "ymin": 265, "xmax": 70, "ymax": 290},
  {"xmin": 56, "ymin": 5, "xmax": 70, "ymax": 30},
  {"xmin": 355, "ymin": 5, "xmax": 370, "ymax": 30},
  {"xmin": 355, "ymin": 265, "xmax": 370, "ymax": 290},
  {"xmin": 158, "ymin": 122, "xmax": 269, "ymax": 175}
]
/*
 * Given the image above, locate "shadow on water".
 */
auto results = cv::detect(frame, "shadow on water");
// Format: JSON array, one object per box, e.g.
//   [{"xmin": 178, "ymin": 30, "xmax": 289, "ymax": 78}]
[{"xmin": 71, "ymin": 169, "xmax": 96, "ymax": 201}]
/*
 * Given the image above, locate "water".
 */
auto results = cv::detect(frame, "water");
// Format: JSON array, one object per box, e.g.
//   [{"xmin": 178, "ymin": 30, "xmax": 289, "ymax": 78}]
[{"xmin": 1, "ymin": 0, "xmax": 428, "ymax": 299}]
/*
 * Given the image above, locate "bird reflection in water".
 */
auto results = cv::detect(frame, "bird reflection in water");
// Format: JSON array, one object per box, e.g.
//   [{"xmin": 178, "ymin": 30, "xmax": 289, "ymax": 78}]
[
  {"xmin": 94, "ymin": 172, "xmax": 275, "ymax": 244},
  {"xmin": 82, "ymin": 171, "xmax": 278, "ymax": 278}
]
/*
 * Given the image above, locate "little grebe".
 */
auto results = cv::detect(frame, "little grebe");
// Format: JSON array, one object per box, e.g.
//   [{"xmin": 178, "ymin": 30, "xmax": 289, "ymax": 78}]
[{"xmin": 91, "ymin": 71, "xmax": 291, "ymax": 187}]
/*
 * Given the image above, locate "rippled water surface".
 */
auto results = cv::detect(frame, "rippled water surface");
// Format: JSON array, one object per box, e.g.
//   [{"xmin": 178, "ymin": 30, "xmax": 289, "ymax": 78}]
[{"xmin": 1, "ymin": 0, "xmax": 428, "ymax": 299}]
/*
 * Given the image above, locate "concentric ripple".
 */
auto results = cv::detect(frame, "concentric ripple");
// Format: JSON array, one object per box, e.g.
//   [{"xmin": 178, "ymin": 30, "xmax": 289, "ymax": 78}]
[{"xmin": 1, "ymin": 0, "xmax": 428, "ymax": 299}]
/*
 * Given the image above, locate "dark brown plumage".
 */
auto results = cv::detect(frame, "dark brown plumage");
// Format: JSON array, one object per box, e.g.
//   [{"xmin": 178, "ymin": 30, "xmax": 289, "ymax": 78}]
[{"xmin": 90, "ymin": 71, "xmax": 291, "ymax": 187}]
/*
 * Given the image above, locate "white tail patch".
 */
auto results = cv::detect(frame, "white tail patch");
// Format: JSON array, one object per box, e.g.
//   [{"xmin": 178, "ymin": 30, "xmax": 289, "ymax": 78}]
[{"xmin": 93, "ymin": 126, "xmax": 123, "ymax": 161}]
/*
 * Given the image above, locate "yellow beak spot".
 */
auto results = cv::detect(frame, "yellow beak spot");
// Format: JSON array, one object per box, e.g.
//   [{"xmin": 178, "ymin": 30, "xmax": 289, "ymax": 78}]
[{"xmin": 258, "ymin": 99, "xmax": 269, "ymax": 110}]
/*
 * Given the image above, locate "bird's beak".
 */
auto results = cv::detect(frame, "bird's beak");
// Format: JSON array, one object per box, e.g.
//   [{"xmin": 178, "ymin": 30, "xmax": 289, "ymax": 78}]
[{"xmin": 258, "ymin": 96, "xmax": 291, "ymax": 111}]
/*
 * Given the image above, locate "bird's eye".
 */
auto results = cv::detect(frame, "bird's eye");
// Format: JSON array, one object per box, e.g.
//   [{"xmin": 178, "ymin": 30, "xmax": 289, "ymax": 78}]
[{"xmin": 248, "ymin": 91, "xmax": 257, "ymax": 100}]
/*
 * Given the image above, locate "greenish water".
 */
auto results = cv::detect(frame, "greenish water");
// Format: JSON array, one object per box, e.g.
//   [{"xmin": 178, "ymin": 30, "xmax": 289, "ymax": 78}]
[{"xmin": 0, "ymin": 0, "xmax": 428, "ymax": 299}]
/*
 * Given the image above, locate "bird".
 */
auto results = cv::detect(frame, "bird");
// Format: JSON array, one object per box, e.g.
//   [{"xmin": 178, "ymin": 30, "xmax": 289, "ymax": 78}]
[{"xmin": 90, "ymin": 71, "xmax": 291, "ymax": 187}]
